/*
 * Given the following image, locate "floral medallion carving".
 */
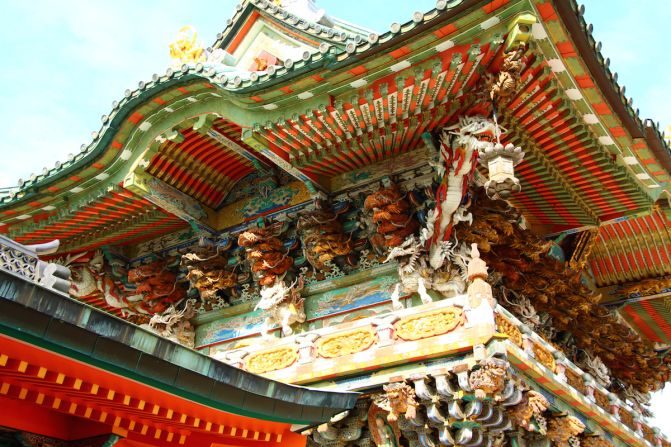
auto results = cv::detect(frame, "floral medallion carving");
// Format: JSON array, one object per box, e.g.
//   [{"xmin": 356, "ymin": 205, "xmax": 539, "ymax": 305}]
[
  {"xmin": 496, "ymin": 313, "xmax": 523, "ymax": 346},
  {"xmin": 317, "ymin": 327, "xmax": 376, "ymax": 358},
  {"xmin": 245, "ymin": 346, "xmax": 298, "ymax": 374},
  {"xmin": 394, "ymin": 307, "xmax": 464, "ymax": 341}
]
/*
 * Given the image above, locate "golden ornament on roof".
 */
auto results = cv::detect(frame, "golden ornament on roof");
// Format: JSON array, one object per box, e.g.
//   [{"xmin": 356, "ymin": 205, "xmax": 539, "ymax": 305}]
[{"xmin": 169, "ymin": 25, "xmax": 205, "ymax": 64}]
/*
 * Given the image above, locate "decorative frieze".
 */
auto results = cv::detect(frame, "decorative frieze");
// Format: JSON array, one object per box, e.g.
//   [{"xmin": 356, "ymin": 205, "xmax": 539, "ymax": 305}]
[
  {"xmin": 393, "ymin": 307, "xmax": 464, "ymax": 341},
  {"xmin": 245, "ymin": 346, "xmax": 298, "ymax": 374},
  {"xmin": 317, "ymin": 327, "xmax": 377, "ymax": 358}
]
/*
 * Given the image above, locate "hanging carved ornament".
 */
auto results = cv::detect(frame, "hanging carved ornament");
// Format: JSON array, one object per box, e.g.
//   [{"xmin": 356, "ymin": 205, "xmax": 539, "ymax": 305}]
[
  {"xmin": 496, "ymin": 314, "xmax": 523, "ymax": 347},
  {"xmin": 477, "ymin": 141, "xmax": 525, "ymax": 200},
  {"xmin": 181, "ymin": 244, "xmax": 237, "ymax": 309},
  {"xmin": 468, "ymin": 357, "xmax": 508, "ymax": 399},
  {"xmin": 317, "ymin": 327, "xmax": 376, "ymax": 358},
  {"xmin": 127, "ymin": 259, "xmax": 186, "ymax": 314},
  {"xmin": 245, "ymin": 346, "xmax": 298, "ymax": 374},
  {"xmin": 381, "ymin": 382, "xmax": 418, "ymax": 422},
  {"xmin": 364, "ymin": 182, "xmax": 418, "ymax": 250},
  {"xmin": 393, "ymin": 307, "xmax": 464, "ymax": 341},
  {"xmin": 297, "ymin": 200, "xmax": 352, "ymax": 271},
  {"xmin": 485, "ymin": 44, "xmax": 526, "ymax": 105},
  {"xmin": 507, "ymin": 390, "xmax": 549, "ymax": 433},
  {"xmin": 238, "ymin": 227, "xmax": 293, "ymax": 287},
  {"xmin": 368, "ymin": 402, "xmax": 402, "ymax": 447},
  {"xmin": 546, "ymin": 415, "xmax": 585, "ymax": 447}
]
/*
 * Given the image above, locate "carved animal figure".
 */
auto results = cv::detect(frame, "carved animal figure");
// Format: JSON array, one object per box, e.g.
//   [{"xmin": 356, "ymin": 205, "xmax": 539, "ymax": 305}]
[
  {"xmin": 143, "ymin": 299, "xmax": 196, "ymax": 347},
  {"xmin": 127, "ymin": 260, "xmax": 185, "ymax": 314},
  {"xmin": 468, "ymin": 357, "xmax": 508, "ymax": 400},
  {"xmin": 485, "ymin": 44, "xmax": 526, "ymax": 104},
  {"xmin": 67, "ymin": 251, "xmax": 145, "ymax": 314},
  {"xmin": 297, "ymin": 201, "xmax": 352, "ymax": 271},
  {"xmin": 238, "ymin": 227, "xmax": 293, "ymax": 287},
  {"xmin": 429, "ymin": 116, "xmax": 498, "ymax": 269},
  {"xmin": 455, "ymin": 187, "xmax": 670, "ymax": 394},
  {"xmin": 379, "ymin": 382, "xmax": 418, "ymax": 422},
  {"xmin": 508, "ymin": 390, "xmax": 549, "ymax": 433},
  {"xmin": 364, "ymin": 183, "xmax": 419, "ymax": 251},
  {"xmin": 181, "ymin": 245, "xmax": 237, "ymax": 309},
  {"xmin": 255, "ymin": 277, "xmax": 306, "ymax": 337},
  {"xmin": 546, "ymin": 415, "xmax": 585, "ymax": 447}
]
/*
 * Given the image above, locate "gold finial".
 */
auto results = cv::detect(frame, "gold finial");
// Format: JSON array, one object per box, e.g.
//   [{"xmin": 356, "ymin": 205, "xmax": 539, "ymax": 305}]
[
  {"xmin": 665, "ymin": 124, "xmax": 671, "ymax": 146},
  {"xmin": 169, "ymin": 26, "xmax": 205, "ymax": 64}
]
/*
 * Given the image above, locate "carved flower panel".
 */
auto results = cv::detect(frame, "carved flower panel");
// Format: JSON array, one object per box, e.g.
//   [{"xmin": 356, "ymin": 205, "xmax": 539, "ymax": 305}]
[
  {"xmin": 394, "ymin": 307, "xmax": 464, "ymax": 341},
  {"xmin": 565, "ymin": 368, "xmax": 585, "ymax": 395},
  {"xmin": 317, "ymin": 327, "xmax": 377, "ymax": 358},
  {"xmin": 245, "ymin": 347, "xmax": 298, "ymax": 374},
  {"xmin": 619, "ymin": 409, "xmax": 635, "ymax": 431},
  {"xmin": 531, "ymin": 343, "xmax": 555, "ymax": 372},
  {"xmin": 594, "ymin": 390, "xmax": 610, "ymax": 412},
  {"xmin": 495, "ymin": 313, "xmax": 522, "ymax": 346}
]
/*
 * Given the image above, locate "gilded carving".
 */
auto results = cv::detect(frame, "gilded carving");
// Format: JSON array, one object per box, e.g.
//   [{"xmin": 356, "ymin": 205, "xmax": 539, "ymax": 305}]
[
  {"xmin": 393, "ymin": 307, "xmax": 464, "ymax": 341},
  {"xmin": 581, "ymin": 436, "xmax": 613, "ymax": 447},
  {"xmin": 496, "ymin": 313, "xmax": 523, "ymax": 346},
  {"xmin": 245, "ymin": 346, "xmax": 298, "ymax": 374},
  {"xmin": 532, "ymin": 343, "xmax": 556, "ymax": 372},
  {"xmin": 317, "ymin": 327, "xmax": 376, "ymax": 358},
  {"xmin": 508, "ymin": 390, "xmax": 549, "ymax": 433},
  {"xmin": 468, "ymin": 357, "xmax": 508, "ymax": 400},
  {"xmin": 546, "ymin": 415, "xmax": 585, "ymax": 447},
  {"xmin": 565, "ymin": 369, "xmax": 586, "ymax": 395}
]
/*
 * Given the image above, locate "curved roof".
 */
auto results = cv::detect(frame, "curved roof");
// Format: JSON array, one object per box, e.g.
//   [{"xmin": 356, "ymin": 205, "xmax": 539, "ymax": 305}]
[
  {"xmin": 0, "ymin": 0, "xmax": 669, "ymax": 241},
  {"xmin": 0, "ymin": 265, "xmax": 358, "ymax": 429}
]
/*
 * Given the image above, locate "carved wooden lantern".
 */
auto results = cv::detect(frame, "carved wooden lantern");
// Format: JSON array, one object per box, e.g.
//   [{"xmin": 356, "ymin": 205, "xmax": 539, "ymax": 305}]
[{"xmin": 478, "ymin": 142, "xmax": 524, "ymax": 200}]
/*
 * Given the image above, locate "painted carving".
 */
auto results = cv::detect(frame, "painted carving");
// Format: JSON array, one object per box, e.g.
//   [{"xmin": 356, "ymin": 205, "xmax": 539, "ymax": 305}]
[
  {"xmin": 393, "ymin": 307, "xmax": 464, "ymax": 341},
  {"xmin": 67, "ymin": 251, "xmax": 184, "ymax": 316},
  {"xmin": 238, "ymin": 227, "xmax": 293, "ymax": 288},
  {"xmin": 238, "ymin": 227, "xmax": 305, "ymax": 336},
  {"xmin": 317, "ymin": 327, "xmax": 376, "ymax": 358},
  {"xmin": 364, "ymin": 181, "xmax": 419, "ymax": 251},
  {"xmin": 127, "ymin": 259, "xmax": 185, "ymax": 314},
  {"xmin": 379, "ymin": 382, "xmax": 418, "ymax": 422},
  {"xmin": 245, "ymin": 346, "xmax": 298, "ymax": 374},
  {"xmin": 496, "ymin": 314, "xmax": 523, "ymax": 346},
  {"xmin": 428, "ymin": 116, "xmax": 498, "ymax": 269},
  {"xmin": 546, "ymin": 415, "xmax": 585, "ymax": 447},
  {"xmin": 465, "ymin": 243, "xmax": 496, "ymax": 326},
  {"xmin": 508, "ymin": 390, "xmax": 549, "ymax": 433},
  {"xmin": 468, "ymin": 357, "xmax": 508, "ymax": 400},
  {"xmin": 575, "ymin": 352, "xmax": 611, "ymax": 389},
  {"xmin": 581, "ymin": 436, "xmax": 613, "ymax": 447},
  {"xmin": 368, "ymin": 403, "xmax": 402, "ymax": 447},
  {"xmin": 67, "ymin": 251, "xmax": 140, "ymax": 312},
  {"xmin": 485, "ymin": 44, "xmax": 526, "ymax": 105},
  {"xmin": 256, "ymin": 277, "xmax": 306, "ymax": 337},
  {"xmin": 181, "ymin": 242, "xmax": 237, "ymax": 310},
  {"xmin": 532, "ymin": 343, "xmax": 556, "ymax": 372},
  {"xmin": 297, "ymin": 200, "xmax": 352, "ymax": 271},
  {"xmin": 143, "ymin": 299, "xmax": 196, "ymax": 348}
]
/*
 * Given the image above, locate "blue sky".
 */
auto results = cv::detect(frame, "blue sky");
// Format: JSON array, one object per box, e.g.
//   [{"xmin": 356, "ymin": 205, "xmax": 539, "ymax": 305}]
[{"xmin": 0, "ymin": 0, "xmax": 670, "ymax": 434}]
